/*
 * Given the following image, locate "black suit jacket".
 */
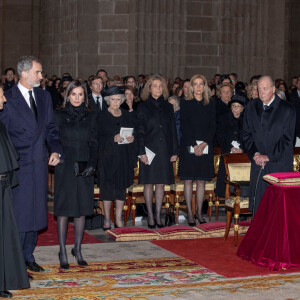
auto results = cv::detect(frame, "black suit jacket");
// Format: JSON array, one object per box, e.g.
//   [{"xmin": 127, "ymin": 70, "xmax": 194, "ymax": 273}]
[{"xmin": 88, "ymin": 94, "xmax": 107, "ymax": 112}]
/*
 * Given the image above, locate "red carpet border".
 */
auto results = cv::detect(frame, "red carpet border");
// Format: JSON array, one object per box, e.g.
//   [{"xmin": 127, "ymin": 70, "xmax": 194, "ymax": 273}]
[
  {"xmin": 107, "ymin": 221, "xmax": 251, "ymax": 242},
  {"xmin": 37, "ymin": 213, "xmax": 101, "ymax": 246}
]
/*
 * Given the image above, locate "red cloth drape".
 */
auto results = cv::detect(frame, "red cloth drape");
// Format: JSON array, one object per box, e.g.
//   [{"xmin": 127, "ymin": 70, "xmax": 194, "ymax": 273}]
[{"xmin": 237, "ymin": 185, "xmax": 300, "ymax": 270}]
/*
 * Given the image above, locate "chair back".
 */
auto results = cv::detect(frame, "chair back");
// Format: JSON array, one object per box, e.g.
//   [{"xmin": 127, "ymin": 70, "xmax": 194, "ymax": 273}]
[{"xmin": 293, "ymin": 147, "xmax": 300, "ymax": 172}]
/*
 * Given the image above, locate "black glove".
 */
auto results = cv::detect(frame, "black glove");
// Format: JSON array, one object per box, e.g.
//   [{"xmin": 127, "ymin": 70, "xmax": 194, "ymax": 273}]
[{"xmin": 81, "ymin": 166, "xmax": 95, "ymax": 177}]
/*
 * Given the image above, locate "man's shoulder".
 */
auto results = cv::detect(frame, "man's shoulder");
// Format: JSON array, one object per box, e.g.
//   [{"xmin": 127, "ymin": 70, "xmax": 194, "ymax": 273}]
[{"xmin": 33, "ymin": 87, "xmax": 50, "ymax": 98}]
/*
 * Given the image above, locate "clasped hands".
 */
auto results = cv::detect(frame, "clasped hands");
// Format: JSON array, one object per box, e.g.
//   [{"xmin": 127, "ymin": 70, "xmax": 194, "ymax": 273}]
[
  {"xmin": 114, "ymin": 134, "xmax": 134, "ymax": 143},
  {"xmin": 254, "ymin": 153, "xmax": 269, "ymax": 169},
  {"xmin": 193, "ymin": 142, "xmax": 207, "ymax": 156}
]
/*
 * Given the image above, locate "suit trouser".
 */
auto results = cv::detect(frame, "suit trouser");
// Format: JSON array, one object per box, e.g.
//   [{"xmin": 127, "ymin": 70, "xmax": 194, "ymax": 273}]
[{"xmin": 19, "ymin": 231, "xmax": 38, "ymax": 263}]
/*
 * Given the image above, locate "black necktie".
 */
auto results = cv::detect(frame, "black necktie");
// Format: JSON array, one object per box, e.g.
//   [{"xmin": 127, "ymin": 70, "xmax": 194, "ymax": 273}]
[
  {"xmin": 96, "ymin": 96, "xmax": 101, "ymax": 111},
  {"xmin": 28, "ymin": 90, "xmax": 38, "ymax": 120},
  {"xmin": 263, "ymin": 104, "xmax": 268, "ymax": 111}
]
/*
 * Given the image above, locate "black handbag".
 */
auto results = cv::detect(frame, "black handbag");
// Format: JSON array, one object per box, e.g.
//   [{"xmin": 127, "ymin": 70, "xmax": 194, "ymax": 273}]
[{"xmin": 74, "ymin": 161, "xmax": 87, "ymax": 176}]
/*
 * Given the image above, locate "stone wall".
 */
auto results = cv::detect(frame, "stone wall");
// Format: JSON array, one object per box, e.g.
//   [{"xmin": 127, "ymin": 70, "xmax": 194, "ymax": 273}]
[{"xmin": 1, "ymin": 0, "xmax": 299, "ymax": 83}]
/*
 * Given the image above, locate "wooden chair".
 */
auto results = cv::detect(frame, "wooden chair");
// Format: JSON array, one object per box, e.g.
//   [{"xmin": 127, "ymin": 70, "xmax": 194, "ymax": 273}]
[
  {"xmin": 128, "ymin": 161, "xmax": 173, "ymax": 226},
  {"xmin": 170, "ymin": 157, "xmax": 216, "ymax": 225},
  {"xmin": 222, "ymin": 153, "xmax": 252, "ymax": 247}
]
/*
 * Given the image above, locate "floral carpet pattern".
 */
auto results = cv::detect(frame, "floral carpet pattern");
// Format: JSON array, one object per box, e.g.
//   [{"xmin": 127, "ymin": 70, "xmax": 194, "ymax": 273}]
[{"xmin": 11, "ymin": 257, "xmax": 300, "ymax": 299}]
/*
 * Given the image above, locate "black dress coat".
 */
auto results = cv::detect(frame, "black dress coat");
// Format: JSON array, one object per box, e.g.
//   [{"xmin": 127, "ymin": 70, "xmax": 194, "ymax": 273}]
[
  {"xmin": 178, "ymin": 98, "xmax": 216, "ymax": 180},
  {"xmin": 54, "ymin": 103, "xmax": 97, "ymax": 217},
  {"xmin": 0, "ymin": 121, "xmax": 30, "ymax": 291},
  {"xmin": 216, "ymin": 111, "xmax": 244, "ymax": 197},
  {"xmin": 243, "ymin": 95, "xmax": 296, "ymax": 213},
  {"xmin": 136, "ymin": 95, "xmax": 179, "ymax": 184},
  {"xmin": 290, "ymin": 89, "xmax": 300, "ymax": 139},
  {"xmin": 1, "ymin": 86, "xmax": 62, "ymax": 232},
  {"xmin": 97, "ymin": 109, "xmax": 137, "ymax": 200}
]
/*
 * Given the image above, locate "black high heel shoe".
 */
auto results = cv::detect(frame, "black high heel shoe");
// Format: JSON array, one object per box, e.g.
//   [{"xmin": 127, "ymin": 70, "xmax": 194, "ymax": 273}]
[
  {"xmin": 188, "ymin": 221, "xmax": 196, "ymax": 227},
  {"xmin": 155, "ymin": 218, "xmax": 164, "ymax": 228},
  {"xmin": 58, "ymin": 253, "xmax": 69, "ymax": 270},
  {"xmin": 147, "ymin": 221, "xmax": 156, "ymax": 229},
  {"xmin": 71, "ymin": 249, "xmax": 88, "ymax": 266},
  {"xmin": 194, "ymin": 214, "xmax": 207, "ymax": 224},
  {"xmin": 0, "ymin": 290, "xmax": 12, "ymax": 298}
]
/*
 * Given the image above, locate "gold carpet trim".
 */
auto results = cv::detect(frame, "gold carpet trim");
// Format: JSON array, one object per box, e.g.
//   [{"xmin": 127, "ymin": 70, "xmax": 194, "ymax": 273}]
[{"xmin": 12, "ymin": 257, "xmax": 300, "ymax": 299}]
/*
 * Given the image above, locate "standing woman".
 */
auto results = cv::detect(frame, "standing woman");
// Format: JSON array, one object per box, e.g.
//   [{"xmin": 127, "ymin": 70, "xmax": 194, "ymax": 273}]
[
  {"xmin": 54, "ymin": 80, "xmax": 97, "ymax": 269},
  {"xmin": 137, "ymin": 75, "xmax": 179, "ymax": 228},
  {"xmin": 97, "ymin": 86, "xmax": 136, "ymax": 230},
  {"xmin": 0, "ymin": 84, "xmax": 30, "ymax": 298},
  {"xmin": 179, "ymin": 74, "xmax": 216, "ymax": 225}
]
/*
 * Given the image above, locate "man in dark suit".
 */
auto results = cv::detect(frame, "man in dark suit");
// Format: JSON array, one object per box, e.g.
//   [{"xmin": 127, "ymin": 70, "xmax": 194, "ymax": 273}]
[
  {"xmin": 88, "ymin": 75, "xmax": 107, "ymax": 112},
  {"xmin": 290, "ymin": 76, "xmax": 300, "ymax": 144},
  {"xmin": 243, "ymin": 76, "xmax": 296, "ymax": 214},
  {"xmin": 0, "ymin": 56, "xmax": 62, "ymax": 274}
]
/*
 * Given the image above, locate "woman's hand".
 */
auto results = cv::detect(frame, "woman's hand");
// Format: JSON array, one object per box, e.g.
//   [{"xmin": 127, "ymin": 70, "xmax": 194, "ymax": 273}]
[
  {"xmin": 140, "ymin": 154, "xmax": 149, "ymax": 165},
  {"xmin": 126, "ymin": 135, "xmax": 134, "ymax": 143},
  {"xmin": 170, "ymin": 155, "xmax": 178, "ymax": 162},
  {"xmin": 231, "ymin": 147, "xmax": 242, "ymax": 153},
  {"xmin": 114, "ymin": 134, "xmax": 124, "ymax": 143},
  {"xmin": 194, "ymin": 142, "xmax": 207, "ymax": 156}
]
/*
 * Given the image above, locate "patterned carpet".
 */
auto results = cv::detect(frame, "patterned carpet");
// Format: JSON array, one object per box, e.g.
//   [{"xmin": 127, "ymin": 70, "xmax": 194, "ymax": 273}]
[{"xmin": 12, "ymin": 257, "xmax": 300, "ymax": 299}]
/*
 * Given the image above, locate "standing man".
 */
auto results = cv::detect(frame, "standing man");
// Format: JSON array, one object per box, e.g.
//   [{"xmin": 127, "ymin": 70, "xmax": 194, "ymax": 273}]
[
  {"xmin": 243, "ymin": 76, "xmax": 296, "ymax": 214},
  {"xmin": 96, "ymin": 69, "xmax": 108, "ymax": 89},
  {"xmin": 0, "ymin": 56, "xmax": 62, "ymax": 273},
  {"xmin": 88, "ymin": 75, "xmax": 107, "ymax": 112}
]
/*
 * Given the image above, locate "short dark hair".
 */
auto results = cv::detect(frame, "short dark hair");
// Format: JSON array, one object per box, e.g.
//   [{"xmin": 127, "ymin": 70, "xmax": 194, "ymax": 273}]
[
  {"xmin": 218, "ymin": 74, "xmax": 231, "ymax": 85},
  {"xmin": 4, "ymin": 68, "xmax": 15, "ymax": 75},
  {"xmin": 138, "ymin": 74, "xmax": 145, "ymax": 79},
  {"xmin": 96, "ymin": 69, "xmax": 107, "ymax": 76},
  {"xmin": 89, "ymin": 75, "xmax": 103, "ymax": 86}
]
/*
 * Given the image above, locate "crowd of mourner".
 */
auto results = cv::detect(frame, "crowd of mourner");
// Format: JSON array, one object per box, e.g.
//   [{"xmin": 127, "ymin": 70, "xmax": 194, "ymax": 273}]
[{"xmin": 0, "ymin": 56, "xmax": 299, "ymax": 297}]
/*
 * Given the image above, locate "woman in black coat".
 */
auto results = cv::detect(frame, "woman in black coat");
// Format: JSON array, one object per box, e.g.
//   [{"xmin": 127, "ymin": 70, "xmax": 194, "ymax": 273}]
[
  {"xmin": 137, "ymin": 75, "xmax": 179, "ymax": 228},
  {"xmin": 0, "ymin": 85, "xmax": 30, "ymax": 298},
  {"xmin": 215, "ymin": 95, "xmax": 245, "ymax": 198},
  {"xmin": 54, "ymin": 80, "xmax": 97, "ymax": 269},
  {"xmin": 179, "ymin": 74, "xmax": 216, "ymax": 225},
  {"xmin": 97, "ymin": 86, "xmax": 136, "ymax": 230}
]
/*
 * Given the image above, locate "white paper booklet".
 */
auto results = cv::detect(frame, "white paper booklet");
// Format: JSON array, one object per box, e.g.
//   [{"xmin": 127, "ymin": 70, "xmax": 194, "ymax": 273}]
[
  {"xmin": 118, "ymin": 127, "xmax": 134, "ymax": 144},
  {"xmin": 189, "ymin": 141, "xmax": 208, "ymax": 154},
  {"xmin": 230, "ymin": 140, "xmax": 240, "ymax": 153},
  {"xmin": 138, "ymin": 147, "xmax": 156, "ymax": 165}
]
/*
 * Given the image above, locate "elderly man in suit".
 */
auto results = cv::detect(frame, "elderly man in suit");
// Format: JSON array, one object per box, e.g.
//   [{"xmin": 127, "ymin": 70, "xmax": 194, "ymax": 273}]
[
  {"xmin": 243, "ymin": 76, "xmax": 296, "ymax": 214},
  {"xmin": 0, "ymin": 56, "xmax": 62, "ymax": 274},
  {"xmin": 88, "ymin": 75, "xmax": 107, "ymax": 112}
]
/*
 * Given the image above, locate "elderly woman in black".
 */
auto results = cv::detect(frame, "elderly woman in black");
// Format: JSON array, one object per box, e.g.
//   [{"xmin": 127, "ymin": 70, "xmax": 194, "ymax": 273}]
[
  {"xmin": 0, "ymin": 84, "xmax": 30, "ymax": 298},
  {"xmin": 97, "ymin": 86, "xmax": 136, "ymax": 230},
  {"xmin": 137, "ymin": 75, "xmax": 178, "ymax": 228},
  {"xmin": 179, "ymin": 74, "xmax": 216, "ymax": 225},
  {"xmin": 215, "ymin": 95, "xmax": 245, "ymax": 198},
  {"xmin": 54, "ymin": 80, "xmax": 97, "ymax": 269}
]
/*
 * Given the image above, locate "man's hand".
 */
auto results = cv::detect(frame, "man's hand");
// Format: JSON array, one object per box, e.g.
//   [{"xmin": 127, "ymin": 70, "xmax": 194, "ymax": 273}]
[
  {"xmin": 231, "ymin": 147, "xmax": 243, "ymax": 153},
  {"xmin": 254, "ymin": 153, "xmax": 269, "ymax": 169},
  {"xmin": 48, "ymin": 152, "xmax": 60, "ymax": 166}
]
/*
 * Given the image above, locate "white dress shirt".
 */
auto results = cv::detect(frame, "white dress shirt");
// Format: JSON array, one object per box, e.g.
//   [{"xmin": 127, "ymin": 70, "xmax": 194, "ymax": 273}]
[
  {"xmin": 92, "ymin": 93, "xmax": 103, "ymax": 109},
  {"xmin": 18, "ymin": 82, "xmax": 36, "ymax": 108}
]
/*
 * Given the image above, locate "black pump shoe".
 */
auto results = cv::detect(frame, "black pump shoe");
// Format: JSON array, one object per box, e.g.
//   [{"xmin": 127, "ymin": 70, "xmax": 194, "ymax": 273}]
[
  {"xmin": 188, "ymin": 221, "xmax": 196, "ymax": 227},
  {"xmin": 194, "ymin": 214, "xmax": 207, "ymax": 224},
  {"xmin": 71, "ymin": 249, "xmax": 88, "ymax": 266},
  {"xmin": 58, "ymin": 253, "xmax": 69, "ymax": 269},
  {"xmin": 147, "ymin": 221, "xmax": 156, "ymax": 229}
]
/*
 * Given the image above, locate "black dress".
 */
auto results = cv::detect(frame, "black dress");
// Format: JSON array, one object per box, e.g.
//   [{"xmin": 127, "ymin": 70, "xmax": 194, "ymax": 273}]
[
  {"xmin": 0, "ymin": 121, "xmax": 30, "ymax": 291},
  {"xmin": 215, "ymin": 111, "xmax": 244, "ymax": 198},
  {"xmin": 179, "ymin": 98, "xmax": 216, "ymax": 180},
  {"xmin": 97, "ymin": 109, "xmax": 137, "ymax": 201},
  {"xmin": 53, "ymin": 103, "xmax": 97, "ymax": 217},
  {"xmin": 136, "ymin": 95, "xmax": 179, "ymax": 184}
]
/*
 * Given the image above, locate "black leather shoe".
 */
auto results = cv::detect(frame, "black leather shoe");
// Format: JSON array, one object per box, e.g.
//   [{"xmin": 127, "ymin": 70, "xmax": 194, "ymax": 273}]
[
  {"xmin": 194, "ymin": 214, "xmax": 207, "ymax": 224},
  {"xmin": 28, "ymin": 274, "xmax": 34, "ymax": 280},
  {"xmin": 188, "ymin": 221, "xmax": 196, "ymax": 227},
  {"xmin": 103, "ymin": 227, "xmax": 111, "ymax": 231},
  {"xmin": 71, "ymin": 249, "xmax": 88, "ymax": 266},
  {"xmin": 147, "ymin": 221, "xmax": 156, "ymax": 229},
  {"xmin": 26, "ymin": 261, "xmax": 44, "ymax": 272},
  {"xmin": 0, "ymin": 290, "xmax": 12, "ymax": 298}
]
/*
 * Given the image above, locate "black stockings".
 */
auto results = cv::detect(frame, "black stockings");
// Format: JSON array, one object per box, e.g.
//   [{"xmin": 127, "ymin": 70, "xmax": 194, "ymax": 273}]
[
  {"xmin": 57, "ymin": 215, "xmax": 86, "ymax": 263},
  {"xmin": 184, "ymin": 180, "xmax": 206, "ymax": 223},
  {"xmin": 144, "ymin": 184, "xmax": 164, "ymax": 225}
]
